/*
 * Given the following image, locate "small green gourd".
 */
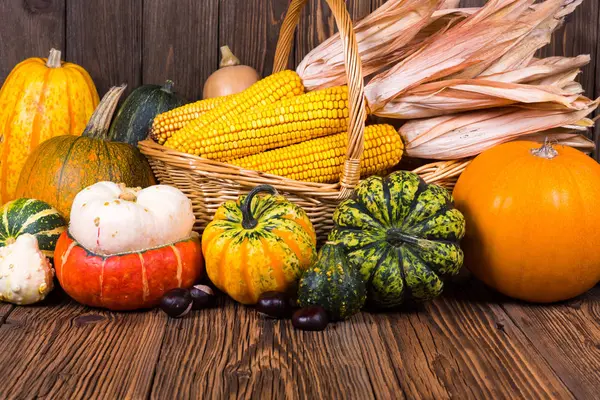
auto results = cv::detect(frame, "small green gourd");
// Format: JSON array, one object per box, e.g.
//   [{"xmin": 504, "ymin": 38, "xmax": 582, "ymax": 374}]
[{"xmin": 298, "ymin": 242, "xmax": 366, "ymax": 321}]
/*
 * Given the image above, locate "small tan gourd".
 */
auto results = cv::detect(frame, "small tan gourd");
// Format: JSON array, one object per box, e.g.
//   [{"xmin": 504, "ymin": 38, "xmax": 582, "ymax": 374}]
[{"xmin": 203, "ymin": 46, "xmax": 260, "ymax": 99}]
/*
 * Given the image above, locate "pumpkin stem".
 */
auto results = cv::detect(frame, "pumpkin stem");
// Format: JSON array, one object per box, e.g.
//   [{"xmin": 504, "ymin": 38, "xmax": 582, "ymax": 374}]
[
  {"xmin": 387, "ymin": 229, "xmax": 436, "ymax": 250},
  {"xmin": 117, "ymin": 183, "xmax": 140, "ymax": 201},
  {"xmin": 46, "ymin": 48, "xmax": 62, "ymax": 68},
  {"xmin": 161, "ymin": 80, "xmax": 175, "ymax": 93},
  {"xmin": 219, "ymin": 46, "xmax": 241, "ymax": 68},
  {"xmin": 241, "ymin": 185, "xmax": 278, "ymax": 229},
  {"xmin": 83, "ymin": 85, "xmax": 127, "ymax": 139},
  {"xmin": 531, "ymin": 138, "xmax": 558, "ymax": 159}
]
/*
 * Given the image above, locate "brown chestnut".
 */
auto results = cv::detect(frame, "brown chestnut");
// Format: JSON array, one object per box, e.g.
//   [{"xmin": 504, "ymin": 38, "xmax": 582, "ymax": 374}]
[
  {"xmin": 292, "ymin": 306, "xmax": 329, "ymax": 331},
  {"xmin": 190, "ymin": 284, "xmax": 215, "ymax": 309},
  {"xmin": 256, "ymin": 291, "xmax": 292, "ymax": 319},
  {"xmin": 160, "ymin": 288, "xmax": 192, "ymax": 318}
]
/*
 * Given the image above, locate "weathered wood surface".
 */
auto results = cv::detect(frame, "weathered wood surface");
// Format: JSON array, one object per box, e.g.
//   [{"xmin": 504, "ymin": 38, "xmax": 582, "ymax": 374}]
[
  {"xmin": 0, "ymin": 280, "xmax": 597, "ymax": 399},
  {"xmin": 1, "ymin": 0, "xmax": 597, "ymax": 96},
  {"xmin": 66, "ymin": 0, "xmax": 143, "ymax": 97},
  {"xmin": 0, "ymin": 0, "xmax": 65, "ymax": 83},
  {"xmin": 143, "ymin": 0, "xmax": 219, "ymax": 101}
]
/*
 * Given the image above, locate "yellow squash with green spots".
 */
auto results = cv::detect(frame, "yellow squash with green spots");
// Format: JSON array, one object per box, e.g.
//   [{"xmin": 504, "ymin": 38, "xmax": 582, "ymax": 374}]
[
  {"xmin": 329, "ymin": 171, "xmax": 466, "ymax": 308},
  {"xmin": 202, "ymin": 185, "xmax": 317, "ymax": 304},
  {"xmin": 0, "ymin": 49, "xmax": 99, "ymax": 204}
]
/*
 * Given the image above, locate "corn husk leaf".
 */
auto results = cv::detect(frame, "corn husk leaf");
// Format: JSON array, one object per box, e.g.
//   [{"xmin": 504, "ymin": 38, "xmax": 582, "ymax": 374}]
[
  {"xmin": 365, "ymin": 0, "xmax": 581, "ymax": 110},
  {"xmin": 401, "ymin": 99, "xmax": 598, "ymax": 159},
  {"xmin": 477, "ymin": 55, "xmax": 589, "ymax": 83},
  {"xmin": 296, "ymin": 0, "xmax": 443, "ymax": 91},
  {"xmin": 476, "ymin": 0, "xmax": 583, "ymax": 76},
  {"xmin": 441, "ymin": 0, "xmax": 461, "ymax": 8},
  {"xmin": 374, "ymin": 78, "xmax": 586, "ymax": 119}
]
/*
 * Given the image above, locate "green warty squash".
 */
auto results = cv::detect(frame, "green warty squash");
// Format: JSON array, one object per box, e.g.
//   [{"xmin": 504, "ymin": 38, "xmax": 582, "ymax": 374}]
[
  {"xmin": 298, "ymin": 242, "xmax": 366, "ymax": 320},
  {"xmin": 329, "ymin": 171, "xmax": 466, "ymax": 308}
]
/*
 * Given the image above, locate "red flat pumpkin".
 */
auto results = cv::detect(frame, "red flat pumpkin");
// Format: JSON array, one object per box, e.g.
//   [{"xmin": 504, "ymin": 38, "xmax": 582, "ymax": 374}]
[
  {"xmin": 54, "ymin": 232, "xmax": 203, "ymax": 310},
  {"xmin": 53, "ymin": 181, "xmax": 203, "ymax": 310}
]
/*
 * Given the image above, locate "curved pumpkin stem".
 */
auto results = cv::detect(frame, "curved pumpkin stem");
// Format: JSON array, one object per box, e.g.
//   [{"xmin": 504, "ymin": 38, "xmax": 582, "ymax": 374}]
[
  {"xmin": 83, "ymin": 85, "xmax": 127, "ymax": 139},
  {"xmin": 241, "ymin": 185, "xmax": 278, "ymax": 229},
  {"xmin": 219, "ymin": 46, "xmax": 241, "ymax": 68},
  {"xmin": 46, "ymin": 49, "xmax": 62, "ymax": 68},
  {"xmin": 161, "ymin": 80, "xmax": 175, "ymax": 93}
]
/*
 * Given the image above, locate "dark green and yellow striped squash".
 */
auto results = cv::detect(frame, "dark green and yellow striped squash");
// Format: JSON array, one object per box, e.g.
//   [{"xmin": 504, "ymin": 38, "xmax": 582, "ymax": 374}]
[
  {"xmin": 0, "ymin": 198, "xmax": 66, "ymax": 260},
  {"xmin": 329, "ymin": 171, "xmax": 466, "ymax": 308},
  {"xmin": 298, "ymin": 242, "xmax": 366, "ymax": 320}
]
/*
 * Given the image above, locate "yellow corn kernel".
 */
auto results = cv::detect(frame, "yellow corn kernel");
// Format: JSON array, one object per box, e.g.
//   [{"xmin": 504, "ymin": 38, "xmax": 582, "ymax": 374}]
[
  {"xmin": 165, "ymin": 70, "xmax": 304, "ymax": 149},
  {"xmin": 170, "ymin": 86, "xmax": 350, "ymax": 161},
  {"xmin": 229, "ymin": 124, "xmax": 404, "ymax": 183},
  {"xmin": 150, "ymin": 95, "xmax": 232, "ymax": 144}
]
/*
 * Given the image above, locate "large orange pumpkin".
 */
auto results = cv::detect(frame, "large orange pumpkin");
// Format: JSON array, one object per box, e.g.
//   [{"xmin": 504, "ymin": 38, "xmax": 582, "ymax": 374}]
[
  {"xmin": 0, "ymin": 49, "xmax": 99, "ymax": 203},
  {"xmin": 15, "ymin": 85, "xmax": 155, "ymax": 218},
  {"xmin": 453, "ymin": 141, "xmax": 600, "ymax": 303}
]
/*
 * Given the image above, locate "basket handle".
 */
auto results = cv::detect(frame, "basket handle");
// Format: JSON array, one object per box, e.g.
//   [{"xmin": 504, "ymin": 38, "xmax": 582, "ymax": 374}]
[{"xmin": 273, "ymin": 0, "xmax": 366, "ymax": 199}]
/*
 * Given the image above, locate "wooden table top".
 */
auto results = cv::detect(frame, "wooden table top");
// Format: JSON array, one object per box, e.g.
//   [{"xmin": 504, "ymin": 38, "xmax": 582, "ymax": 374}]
[{"xmin": 0, "ymin": 277, "xmax": 597, "ymax": 399}]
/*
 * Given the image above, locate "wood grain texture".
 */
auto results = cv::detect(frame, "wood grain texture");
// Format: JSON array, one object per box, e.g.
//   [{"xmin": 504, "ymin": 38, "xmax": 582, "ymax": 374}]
[
  {"xmin": 0, "ymin": 290, "xmax": 167, "ymax": 400},
  {"xmin": 143, "ymin": 0, "xmax": 219, "ymax": 101},
  {"xmin": 0, "ymin": 0, "xmax": 65, "ymax": 83},
  {"xmin": 295, "ymin": 0, "xmax": 372, "ymax": 67},
  {"xmin": 219, "ymin": 0, "xmax": 290, "ymax": 78},
  {"xmin": 147, "ymin": 281, "xmax": 583, "ymax": 400},
  {"xmin": 66, "ymin": 0, "xmax": 142, "ymax": 97},
  {"xmin": 502, "ymin": 287, "xmax": 600, "ymax": 399},
  {"xmin": 0, "ymin": 284, "xmax": 597, "ymax": 398},
  {"xmin": 347, "ymin": 281, "xmax": 575, "ymax": 399}
]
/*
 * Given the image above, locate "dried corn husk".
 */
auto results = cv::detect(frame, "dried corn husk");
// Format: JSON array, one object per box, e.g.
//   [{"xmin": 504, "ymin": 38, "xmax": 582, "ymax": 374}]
[
  {"xmin": 296, "ymin": 0, "xmax": 442, "ymax": 91},
  {"xmin": 365, "ymin": 0, "xmax": 578, "ymax": 110},
  {"xmin": 375, "ymin": 79, "xmax": 586, "ymax": 119},
  {"xmin": 441, "ymin": 0, "xmax": 461, "ymax": 9},
  {"xmin": 478, "ymin": 55, "xmax": 590, "ymax": 84},
  {"xmin": 477, "ymin": 0, "xmax": 583, "ymax": 76},
  {"xmin": 400, "ymin": 99, "xmax": 598, "ymax": 159},
  {"xmin": 520, "ymin": 130, "xmax": 595, "ymax": 154}
]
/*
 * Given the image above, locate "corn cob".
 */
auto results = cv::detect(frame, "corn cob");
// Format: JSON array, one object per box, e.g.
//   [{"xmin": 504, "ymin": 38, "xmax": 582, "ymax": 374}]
[
  {"xmin": 167, "ymin": 86, "xmax": 351, "ymax": 161},
  {"xmin": 150, "ymin": 95, "xmax": 232, "ymax": 144},
  {"xmin": 165, "ymin": 70, "xmax": 304, "ymax": 149},
  {"xmin": 229, "ymin": 124, "xmax": 404, "ymax": 183}
]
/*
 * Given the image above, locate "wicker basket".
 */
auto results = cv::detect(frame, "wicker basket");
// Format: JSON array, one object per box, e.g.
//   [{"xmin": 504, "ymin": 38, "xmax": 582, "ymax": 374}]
[{"xmin": 138, "ymin": 0, "xmax": 468, "ymax": 241}]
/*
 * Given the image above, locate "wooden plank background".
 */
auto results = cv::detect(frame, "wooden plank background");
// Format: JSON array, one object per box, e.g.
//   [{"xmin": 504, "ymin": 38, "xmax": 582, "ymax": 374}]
[{"xmin": 0, "ymin": 0, "xmax": 598, "ymax": 154}]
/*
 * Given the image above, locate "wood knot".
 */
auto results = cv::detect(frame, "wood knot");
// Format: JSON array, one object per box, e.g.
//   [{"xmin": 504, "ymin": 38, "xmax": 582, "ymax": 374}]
[
  {"xmin": 23, "ymin": 0, "xmax": 54, "ymax": 14},
  {"xmin": 74, "ymin": 314, "xmax": 106, "ymax": 327}
]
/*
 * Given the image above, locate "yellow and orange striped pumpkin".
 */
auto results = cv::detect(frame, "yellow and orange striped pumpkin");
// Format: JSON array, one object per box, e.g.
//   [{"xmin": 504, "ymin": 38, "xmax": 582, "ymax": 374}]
[
  {"xmin": 202, "ymin": 185, "xmax": 317, "ymax": 304},
  {"xmin": 0, "ymin": 49, "xmax": 99, "ymax": 203}
]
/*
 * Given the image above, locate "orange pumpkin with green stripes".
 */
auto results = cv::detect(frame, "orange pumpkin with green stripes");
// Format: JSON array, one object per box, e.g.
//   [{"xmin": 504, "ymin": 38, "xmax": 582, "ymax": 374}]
[
  {"xmin": 202, "ymin": 185, "xmax": 317, "ymax": 304},
  {"xmin": 15, "ymin": 85, "xmax": 155, "ymax": 218},
  {"xmin": 0, "ymin": 49, "xmax": 99, "ymax": 204}
]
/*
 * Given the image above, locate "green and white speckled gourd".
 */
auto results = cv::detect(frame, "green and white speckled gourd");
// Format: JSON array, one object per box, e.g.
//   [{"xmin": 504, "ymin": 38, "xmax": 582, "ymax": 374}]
[
  {"xmin": 298, "ymin": 242, "xmax": 366, "ymax": 320},
  {"xmin": 329, "ymin": 171, "xmax": 466, "ymax": 308}
]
